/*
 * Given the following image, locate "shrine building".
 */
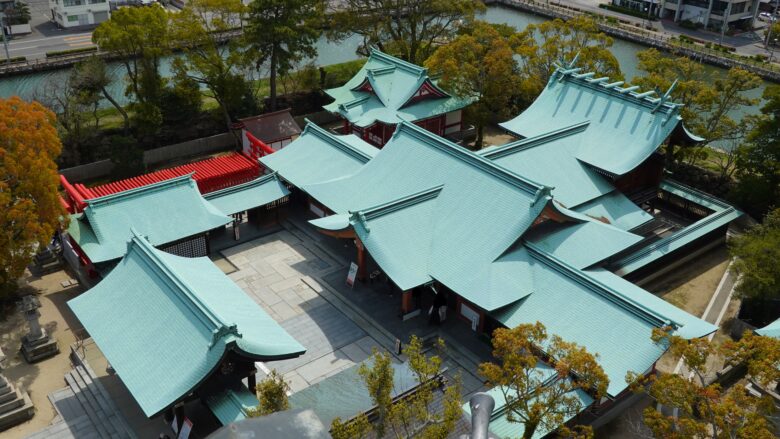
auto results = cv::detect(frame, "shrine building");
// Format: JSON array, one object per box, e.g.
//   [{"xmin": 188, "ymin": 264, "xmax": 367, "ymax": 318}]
[
  {"xmin": 68, "ymin": 230, "xmax": 305, "ymax": 426},
  {"xmin": 259, "ymin": 63, "xmax": 743, "ymax": 426},
  {"xmin": 323, "ymin": 49, "xmax": 474, "ymax": 147}
]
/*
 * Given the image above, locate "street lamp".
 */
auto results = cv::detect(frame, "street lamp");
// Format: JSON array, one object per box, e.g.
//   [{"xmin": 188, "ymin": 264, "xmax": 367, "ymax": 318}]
[{"xmin": 770, "ymin": 37, "xmax": 779, "ymax": 63}]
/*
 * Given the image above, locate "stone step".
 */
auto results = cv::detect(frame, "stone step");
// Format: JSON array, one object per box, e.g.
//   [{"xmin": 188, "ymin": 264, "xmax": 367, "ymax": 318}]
[
  {"xmin": 64, "ymin": 372, "xmax": 112, "ymax": 439},
  {"xmin": 0, "ymin": 390, "xmax": 33, "ymax": 431},
  {"xmin": 0, "ymin": 389, "xmax": 25, "ymax": 415},
  {"xmin": 73, "ymin": 365, "xmax": 134, "ymax": 439},
  {"xmin": 0, "ymin": 384, "xmax": 19, "ymax": 405},
  {"xmin": 67, "ymin": 370, "xmax": 119, "ymax": 438}
]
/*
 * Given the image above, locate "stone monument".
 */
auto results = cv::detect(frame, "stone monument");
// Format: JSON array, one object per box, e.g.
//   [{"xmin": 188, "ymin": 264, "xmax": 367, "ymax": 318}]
[{"xmin": 19, "ymin": 295, "xmax": 59, "ymax": 363}]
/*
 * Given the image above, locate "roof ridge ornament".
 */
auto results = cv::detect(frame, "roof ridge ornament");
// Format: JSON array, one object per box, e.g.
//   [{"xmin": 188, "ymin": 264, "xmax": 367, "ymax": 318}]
[{"xmin": 651, "ymin": 79, "xmax": 678, "ymax": 114}]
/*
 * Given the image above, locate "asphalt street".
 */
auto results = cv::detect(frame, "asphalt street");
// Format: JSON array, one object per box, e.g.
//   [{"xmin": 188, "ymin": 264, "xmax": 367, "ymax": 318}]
[{"xmin": 3, "ymin": 0, "xmax": 96, "ymax": 60}]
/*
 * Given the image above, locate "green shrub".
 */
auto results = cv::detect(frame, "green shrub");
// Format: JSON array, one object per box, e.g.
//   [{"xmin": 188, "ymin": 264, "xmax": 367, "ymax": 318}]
[
  {"xmin": 2, "ymin": 56, "xmax": 27, "ymax": 64},
  {"xmin": 46, "ymin": 46, "xmax": 98, "ymax": 58}
]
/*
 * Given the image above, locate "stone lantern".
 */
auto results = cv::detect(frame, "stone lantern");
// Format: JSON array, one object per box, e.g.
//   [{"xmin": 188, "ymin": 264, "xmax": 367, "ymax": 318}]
[{"xmin": 19, "ymin": 295, "xmax": 59, "ymax": 362}]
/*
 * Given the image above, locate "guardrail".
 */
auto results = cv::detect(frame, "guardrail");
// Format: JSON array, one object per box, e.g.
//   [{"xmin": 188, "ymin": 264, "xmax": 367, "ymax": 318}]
[{"xmin": 490, "ymin": 0, "xmax": 780, "ymax": 82}]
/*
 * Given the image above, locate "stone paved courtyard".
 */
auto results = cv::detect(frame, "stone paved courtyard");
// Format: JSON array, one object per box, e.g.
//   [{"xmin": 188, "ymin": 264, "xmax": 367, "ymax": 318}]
[{"xmin": 218, "ymin": 222, "xmax": 486, "ymax": 398}]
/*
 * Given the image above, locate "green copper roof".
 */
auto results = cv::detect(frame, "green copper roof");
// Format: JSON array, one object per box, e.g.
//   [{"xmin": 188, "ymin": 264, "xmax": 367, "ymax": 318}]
[
  {"xmin": 500, "ymin": 68, "xmax": 694, "ymax": 176},
  {"xmin": 612, "ymin": 179, "xmax": 742, "ymax": 275},
  {"xmin": 494, "ymin": 247, "xmax": 717, "ymax": 396},
  {"xmin": 480, "ymin": 122, "xmax": 614, "ymax": 207},
  {"xmin": 67, "ymin": 175, "xmax": 231, "ymax": 263},
  {"xmin": 756, "ymin": 318, "xmax": 780, "ymax": 339},
  {"xmin": 260, "ymin": 123, "xmax": 378, "ymax": 189},
  {"xmin": 204, "ymin": 383, "xmax": 260, "ymax": 425},
  {"xmin": 526, "ymin": 218, "xmax": 643, "ymax": 269},
  {"xmin": 464, "ymin": 365, "xmax": 594, "ymax": 439},
  {"xmin": 323, "ymin": 49, "xmax": 473, "ymax": 127},
  {"xmin": 204, "ymin": 173, "xmax": 290, "ymax": 216},
  {"xmin": 573, "ymin": 190, "xmax": 654, "ymax": 231},
  {"xmin": 305, "ymin": 121, "xmax": 550, "ymax": 309},
  {"xmin": 68, "ymin": 232, "xmax": 305, "ymax": 417},
  {"xmin": 289, "ymin": 357, "xmax": 420, "ymax": 426}
]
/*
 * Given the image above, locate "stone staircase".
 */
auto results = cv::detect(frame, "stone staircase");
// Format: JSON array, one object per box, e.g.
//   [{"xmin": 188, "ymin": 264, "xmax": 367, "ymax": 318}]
[
  {"xmin": 27, "ymin": 359, "xmax": 135, "ymax": 439},
  {"xmin": 0, "ymin": 374, "xmax": 35, "ymax": 431}
]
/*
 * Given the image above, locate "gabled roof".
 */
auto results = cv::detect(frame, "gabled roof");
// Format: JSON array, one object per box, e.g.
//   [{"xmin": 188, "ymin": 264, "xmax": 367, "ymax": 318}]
[
  {"xmin": 612, "ymin": 179, "xmax": 742, "ymax": 276},
  {"xmin": 68, "ymin": 232, "xmax": 305, "ymax": 418},
  {"xmin": 499, "ymin": 68, "xmax": 698, "ymax": 176},
  {"xmin": 239, "ymin": 109, "xmax": 301, "ymax": 143},
  {"xmin": 304, "ymin": 121, "xmax": 550, "ymax": 310},
  {"xmin": 260, "ymin": 123, "xmax": 378, "ymax": 189},
  {"xmin": 67, "ymin": 175, "xmax": 231, "ymax": 263},
  {"xmin": 204, "ymin": 173, "xmax": 290, "ymax": 216},
  {"xmin": 479, "ymin": 122, "xmax": 614, "ymax": 207},
  {"xmin": 323, "ymin": 49, "xmax": 473, "ymax": 127},
  {"xmin": 572, "ymin": 190, "xmax": 654, "ymax": 231},
  {"xmin": 493, "ymin": 246, "xmax": 717, "ymax": 397}
]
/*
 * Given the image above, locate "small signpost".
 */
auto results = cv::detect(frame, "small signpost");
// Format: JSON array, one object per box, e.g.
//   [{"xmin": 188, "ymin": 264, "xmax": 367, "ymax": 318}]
[
  {"xmin": 346, "ymin": 262, "xmax": 359, "ymax": 288},
  {"xmin": 177, "ymin": 418, "xmax": 193, "ymax": 439}
]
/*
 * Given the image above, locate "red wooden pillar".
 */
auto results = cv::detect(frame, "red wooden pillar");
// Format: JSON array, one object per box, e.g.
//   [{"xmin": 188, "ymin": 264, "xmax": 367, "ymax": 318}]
[
  {"xmin": 355, "ymin": 238, "xmax": 368, "ymax": 282},
  {"xmin": 342, "ymin": 118, "xmax": 349, "ymax": 134},
  {"xmin": 401, "ymin": 290, "xmax": 414, "ymax": 314}
]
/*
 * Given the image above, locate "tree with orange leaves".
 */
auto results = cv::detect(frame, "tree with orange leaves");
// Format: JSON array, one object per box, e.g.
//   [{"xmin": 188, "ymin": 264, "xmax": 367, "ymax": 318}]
[
  {"xmin": 479, "ymin": 322, "xmax": 609, "ymax": 439},
  {"xmin": 0, "ymin": 97, "xmax": 65, "ymax": 297}
]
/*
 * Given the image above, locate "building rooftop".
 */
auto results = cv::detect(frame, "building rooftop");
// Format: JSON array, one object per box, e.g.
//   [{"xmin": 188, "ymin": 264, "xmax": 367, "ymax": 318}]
[
  {"xmin": 499, "ymin": 68, "xmax": 700, "ymax": 176},
  {"xmin": 68, "ymin": 231, "xmax": 305, "ymax": 418},
  {"xmin": 239, "ymin": 109, "xmax": 302, "ymax": 144},
  {"xmin": 67, "ymin": 175, "xmax": 232, "ymax": 264},
  {"xmin": 323, "ymin": 49, "xmax": 474, "ymax": 127}
]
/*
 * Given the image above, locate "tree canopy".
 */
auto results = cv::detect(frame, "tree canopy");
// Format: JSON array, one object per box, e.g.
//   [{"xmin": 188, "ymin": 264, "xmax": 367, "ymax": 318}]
[
  {"xmin": 246, "ymin": 369, "xmax": 291, "ymax": 417},
  {"xmin": 327, "ymin": 0, "xmax": 485, "ymax": 65},
  {"xmin": 479, "ymin": 322, "xmax": 608, "ymax": 439},
  {"xmin": 426, "ymin": 21, "xmax": 522, "ymax": 149},
  {"xmin": 730, "ymin": 85, "xmax": 780, "ymax": 218},
  {"xmin": 0, "ymin": 97, "xmax": 64, "ymax": 297},
  {"xmin": 729, "ymin": 208, "xmax": 780, "ymax": 301},
  {"xmin": 244, "ymin": 0, "xmax": 323, "ymax": 111},
  {"xmin": 628, "ymin": 328, "xmax": 780, "ymax": 439},
  {"xmin": 330, "ymin": 336, "xmax": 462, "ymax": 439},
  {"xmin": 631, "ymin": 50, "xmax": 761, "ymax": 169},
  {"xmin": 515, "ymin": 16, "xmax": 622, "ymax": 101}
]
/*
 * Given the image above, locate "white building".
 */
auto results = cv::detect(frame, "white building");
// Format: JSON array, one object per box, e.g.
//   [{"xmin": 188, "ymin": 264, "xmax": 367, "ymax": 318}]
[
  {"xmin": 48, "ymin": 0, "xmax": 110, "ymax": 28},
  {"xmin": 662, "ymin": 0, "xmax": 761, "ymax": 29}
]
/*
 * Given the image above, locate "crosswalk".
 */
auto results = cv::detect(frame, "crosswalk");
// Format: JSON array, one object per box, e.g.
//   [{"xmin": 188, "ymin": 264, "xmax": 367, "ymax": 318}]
[{"xmin": 64, "ymin": 34, "xmax": 94, "ymax": 47}]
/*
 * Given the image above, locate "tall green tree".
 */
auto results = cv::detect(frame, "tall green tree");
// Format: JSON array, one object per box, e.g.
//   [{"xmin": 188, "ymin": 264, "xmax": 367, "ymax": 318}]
[
  {"xmin": 246, "ymin": 370, "xmax": 291, "ymax": 417},
  {"xmin": 479, "ymin": 322, "xmax": 608, "ymax": 439},
  {"xmin": 627, "ymin": 328, "xmax": 780, "ymax": 439},
  {"xmin": 0, "ymin": 97, "xmax": 65, "ymax": 297},
  {"xmin": 515, "ymin": 16, "xmax": 622, "ymax": 101},
  {"xmin": 729, "ymin": 209, "xmax": 780, "ymax": 301},
  {"xmin": 426, "ymin": 21, "xmax": 521, "ymax": 149},
  {"xmin": 92, "ymin": 5, "xmax": 170, "ymax": 106},
  {"xmin": 331, "ymin": 337, "xmax": 462, "ymax": 439},
  {"xmin": 71, "ymin": 57, "xmax": 130, "ymax": 134},
  {"xmin": 245, "ymin": 0, "xmax": 323, "ymax": 112},
  {"xmin": 730, "ymin": 85, "xmax": 780, "ymax": 217},
  {"xmin": 632, "ymin": 50, "xmax": 761, "ymax": 169},
  {"xmin": 171, "ymin": 0, "xmax": 256, "ymax": 133},
  {"xmin": 327, "ymin": 0, "xmax": 485, "ymax": 65}
]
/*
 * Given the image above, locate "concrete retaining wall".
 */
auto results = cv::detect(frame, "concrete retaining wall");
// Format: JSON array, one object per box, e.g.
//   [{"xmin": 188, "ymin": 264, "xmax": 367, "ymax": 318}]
[{"xmin": 59, "ymin": 132, "xmax": 236, "ymax": 183}]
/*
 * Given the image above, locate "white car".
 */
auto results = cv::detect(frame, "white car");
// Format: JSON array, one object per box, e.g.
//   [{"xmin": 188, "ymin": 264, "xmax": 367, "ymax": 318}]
[{"xmin": 759, "ymin": 12, "xmax": 773, "ymax": 21}]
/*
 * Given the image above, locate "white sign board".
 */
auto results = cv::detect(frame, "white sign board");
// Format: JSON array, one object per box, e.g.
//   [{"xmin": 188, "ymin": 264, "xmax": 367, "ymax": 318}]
[
  {"xmin": 460, "ymin": 303, "xmax": 480, "ymax": 332},
  {"xmin": 177, "ymin": 418, "xmax": 193, "ymax": 439},
  {"xmin": 170, "ymin": 414, "xmax": 178, "ymax": 434},
  {"xmin": 346, "ymin": 262, "xmax": 359, "ymax": 288}
]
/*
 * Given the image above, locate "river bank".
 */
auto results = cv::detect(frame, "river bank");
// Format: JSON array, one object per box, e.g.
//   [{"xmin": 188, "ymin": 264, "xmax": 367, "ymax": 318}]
[{"xmin": 487, "ymin": 0, "xmax": 780, "ymax": 82}]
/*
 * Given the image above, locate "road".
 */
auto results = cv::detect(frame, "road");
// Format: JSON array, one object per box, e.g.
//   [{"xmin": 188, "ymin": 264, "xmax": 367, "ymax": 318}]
[{"xmin": 3, "ymin": 0, "xmax": 96, "ymax": 60}]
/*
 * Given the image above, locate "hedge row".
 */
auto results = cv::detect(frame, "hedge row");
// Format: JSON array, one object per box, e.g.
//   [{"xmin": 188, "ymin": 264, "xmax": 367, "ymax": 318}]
[{"xmin": 46, "ymin": 46, "xmax": 98, "ymax": 58}]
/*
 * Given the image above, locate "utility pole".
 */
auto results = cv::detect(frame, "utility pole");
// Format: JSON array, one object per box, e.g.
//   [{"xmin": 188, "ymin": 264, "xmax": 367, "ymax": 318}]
[
  {"xmin": 0, "ymin": 13, "xmax": 9, "ymax": 65},
  {"xmin": 765, "ymin": 1, "xmax": 780, "ymax": 49},
  {"xmin": 719, "ymin": 1, "xmax": 732, "ymax": 46}
]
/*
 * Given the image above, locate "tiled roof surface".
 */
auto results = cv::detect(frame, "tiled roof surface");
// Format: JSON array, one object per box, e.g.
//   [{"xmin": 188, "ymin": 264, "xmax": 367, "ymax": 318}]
[
  {"xmin": 67, "ymin": 175, "xmax": 231, "ymax": 263},
  {"xmin": 68, "ymin": 232, "xmax": 305, "ymax": 417},
  {"xmin": 323, "ymin": 49, "xmax": 473, "ymax": 127},
  {"xmin": 204, "ymin": 173, "xmax": 290, "ymax": 216}
]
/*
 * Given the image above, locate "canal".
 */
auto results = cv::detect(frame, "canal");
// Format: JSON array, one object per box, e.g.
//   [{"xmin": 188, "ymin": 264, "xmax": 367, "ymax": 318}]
[{"xmin": 0, "ymin": 4, "xmax": 770, "ymax": 119}]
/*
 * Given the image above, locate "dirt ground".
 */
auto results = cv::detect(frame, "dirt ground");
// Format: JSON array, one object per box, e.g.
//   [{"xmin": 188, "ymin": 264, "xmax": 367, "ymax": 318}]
[
  {"xmin": 0, "ymin": 268, "xmax": 84, "ymax": 439},
  {"xmin": 476, "ymin": 124, "xmax": 517, "ymax": 148},
  {"xmin": 645, "ymin": 246, "xmax": 730, "ymax": 317}
]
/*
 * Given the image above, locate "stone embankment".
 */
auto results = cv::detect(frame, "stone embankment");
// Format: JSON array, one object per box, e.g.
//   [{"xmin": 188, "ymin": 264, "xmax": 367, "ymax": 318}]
[{"xmin": 487, "ymin": 0, "xmax": 780, "ymax": 82}]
